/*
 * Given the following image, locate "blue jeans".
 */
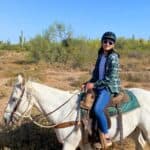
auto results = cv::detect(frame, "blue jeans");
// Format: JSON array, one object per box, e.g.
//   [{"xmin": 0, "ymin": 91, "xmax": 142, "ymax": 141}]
[{"xmin": 93, "ymin": 88, "xmax": 111, "ymax": 134}]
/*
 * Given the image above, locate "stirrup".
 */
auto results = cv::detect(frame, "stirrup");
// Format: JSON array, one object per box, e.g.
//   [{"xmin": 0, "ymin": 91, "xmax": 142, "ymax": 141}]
[
  {"xmin": 105, "ymin": 138, "xmax": 112, "ymax": 147},
  {"xmin": 93, "ymin": 142, "xmax": 101, "ymax": 149}
]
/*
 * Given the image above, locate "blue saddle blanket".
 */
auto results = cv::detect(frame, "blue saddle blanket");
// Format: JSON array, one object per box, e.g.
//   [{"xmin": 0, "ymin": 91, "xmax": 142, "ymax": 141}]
[{"xmin": 108, "ymin": 90, "xmax": 140, "ymax": 116}]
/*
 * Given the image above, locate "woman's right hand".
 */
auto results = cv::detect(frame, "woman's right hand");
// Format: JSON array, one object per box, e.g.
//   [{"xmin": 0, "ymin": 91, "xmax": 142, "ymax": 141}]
[{"xmin": 86, "ymin": 82, "xmax": 94, "ymax": 90}]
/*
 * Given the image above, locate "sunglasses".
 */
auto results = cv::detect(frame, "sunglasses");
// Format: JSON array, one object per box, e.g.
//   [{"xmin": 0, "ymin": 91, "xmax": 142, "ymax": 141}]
[{"xmin": 103, "ymin": 40, "xmax": 114, "ymax": 45}]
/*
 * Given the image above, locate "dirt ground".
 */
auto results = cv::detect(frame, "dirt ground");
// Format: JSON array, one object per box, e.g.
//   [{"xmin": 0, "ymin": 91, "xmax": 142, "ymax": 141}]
[{"xmin": 0, "ymin": 51, "xmax": 150, "ymax": 150}]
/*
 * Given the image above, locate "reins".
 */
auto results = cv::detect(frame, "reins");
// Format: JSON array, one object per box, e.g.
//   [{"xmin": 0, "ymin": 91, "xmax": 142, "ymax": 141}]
[
  {"xmin": 20, "ymin": 90, "xmax": 81, "ymax": 129},
  {"xmin": 27, "ymin": 115, "xmax": 81, "ymax": 129},
  {"xmin": 33, "ymin": 91, "xmax": 79, "ymax": 120}
]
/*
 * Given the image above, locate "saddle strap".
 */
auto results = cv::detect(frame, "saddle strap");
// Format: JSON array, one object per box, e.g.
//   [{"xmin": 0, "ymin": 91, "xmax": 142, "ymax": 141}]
[
  {"xmin": 55, "ymin": 121, "xmax": 81, "ymax": 129},
  {"xmin": 116, "ymin": 104, "xmax": 124, "ymax": 150}
]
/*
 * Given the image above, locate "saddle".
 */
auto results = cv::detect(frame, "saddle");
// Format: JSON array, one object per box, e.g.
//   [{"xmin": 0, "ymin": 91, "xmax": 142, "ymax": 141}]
[
  {"xmin": 80, "ymin": 89, "xmax": 129, "ymax": 148},
  {"xmin": 80, "ymin": 89, "xmax": 129, "ymax": 110}
]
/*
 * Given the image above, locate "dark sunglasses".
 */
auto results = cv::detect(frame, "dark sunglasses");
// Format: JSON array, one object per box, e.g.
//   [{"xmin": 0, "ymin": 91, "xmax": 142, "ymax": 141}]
[{"xmin": 103, "ymin": 40, "xmax": 114, "ymax": 45}]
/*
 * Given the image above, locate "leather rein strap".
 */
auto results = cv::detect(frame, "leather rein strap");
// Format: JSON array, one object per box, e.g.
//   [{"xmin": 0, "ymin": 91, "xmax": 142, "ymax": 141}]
[
  {"xmin": 54, "ymin": 121, "xmax": 81, "ymax": 129},
  {"xmin": 34, "ymin": 92, "xmax": 78, "ymax": 120}
]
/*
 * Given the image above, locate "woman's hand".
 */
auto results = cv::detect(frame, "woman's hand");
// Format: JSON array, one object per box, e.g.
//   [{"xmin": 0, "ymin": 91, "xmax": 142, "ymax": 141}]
[
  {"xmin": 81, "ymin": 82, "xmax": 94, "ymax": 92},
  {"xmin": 86, "ymin": 83, "xmax": 94, "ymax": 91}
]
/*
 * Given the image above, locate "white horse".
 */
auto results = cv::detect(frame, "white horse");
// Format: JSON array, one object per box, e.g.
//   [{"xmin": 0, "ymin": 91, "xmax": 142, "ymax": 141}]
[{"xmin": 3, "ymin": 74, "xmax": 150, "ymax": 150}]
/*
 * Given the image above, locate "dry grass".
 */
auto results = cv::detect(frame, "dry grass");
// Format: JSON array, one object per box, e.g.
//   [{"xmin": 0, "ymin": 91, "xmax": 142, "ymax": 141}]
[{"xmin": 120, "ymin": 71, "xmax": 150, "ymax": 82}]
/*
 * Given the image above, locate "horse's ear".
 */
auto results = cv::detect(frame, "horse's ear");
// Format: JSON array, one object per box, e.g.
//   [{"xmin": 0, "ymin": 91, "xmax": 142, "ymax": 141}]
[{"xmin": 16, "ymin": 74, "xmax": 25, "ymax": 86}]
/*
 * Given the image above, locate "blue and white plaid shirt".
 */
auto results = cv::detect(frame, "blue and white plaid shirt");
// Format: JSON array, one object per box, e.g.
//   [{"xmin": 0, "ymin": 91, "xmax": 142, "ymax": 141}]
[{"xmin": 90, "ymin": 50, "xmax": 121, "ymax": 94}]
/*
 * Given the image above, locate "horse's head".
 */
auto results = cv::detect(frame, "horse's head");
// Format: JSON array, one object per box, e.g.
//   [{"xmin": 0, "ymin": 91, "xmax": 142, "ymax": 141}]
[{"xmin": 3, "ymin": 74, "xmax": 32, "ymax": 125}]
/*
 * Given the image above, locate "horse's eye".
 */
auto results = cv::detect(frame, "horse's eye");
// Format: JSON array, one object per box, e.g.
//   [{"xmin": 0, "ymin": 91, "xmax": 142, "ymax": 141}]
[{"xmin": 12, "ymin": 98, "xmax": 16, "ymax": 102}]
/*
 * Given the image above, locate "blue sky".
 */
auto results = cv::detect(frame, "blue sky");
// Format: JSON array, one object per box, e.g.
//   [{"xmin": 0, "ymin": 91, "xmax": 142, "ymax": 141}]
[{"xmin": 0, "ymin": 0, "xmax": 150, "ymax": 43}]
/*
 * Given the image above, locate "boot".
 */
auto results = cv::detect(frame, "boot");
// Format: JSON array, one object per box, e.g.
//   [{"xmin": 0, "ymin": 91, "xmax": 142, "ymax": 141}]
[{"xmin": 99, "ymin": 132, "xmax": 112, "ymax": 149}]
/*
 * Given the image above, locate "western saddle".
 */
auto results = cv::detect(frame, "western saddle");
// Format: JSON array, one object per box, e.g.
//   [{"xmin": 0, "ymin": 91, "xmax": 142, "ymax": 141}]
[{"xmin": 80, "ymin": 89, "xmax": 129, "ymax": 149}]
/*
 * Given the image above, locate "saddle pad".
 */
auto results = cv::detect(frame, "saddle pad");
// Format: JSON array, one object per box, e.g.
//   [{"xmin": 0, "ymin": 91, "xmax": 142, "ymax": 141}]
[{"xmin": 108, "ymin": 90, "xmax": 140, "ymax": 116}]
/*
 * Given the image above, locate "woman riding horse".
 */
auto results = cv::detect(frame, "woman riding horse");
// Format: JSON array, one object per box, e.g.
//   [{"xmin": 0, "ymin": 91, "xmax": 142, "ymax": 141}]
[{"xmin": 82, "ymin": 31, "xmax": 120, "ymax": 148}]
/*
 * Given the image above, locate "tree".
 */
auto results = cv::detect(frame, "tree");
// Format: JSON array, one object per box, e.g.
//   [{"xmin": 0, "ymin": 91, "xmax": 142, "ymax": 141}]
[{"xmin": 43, "ymin": 22, "xmax": 73, "ymax": 42}]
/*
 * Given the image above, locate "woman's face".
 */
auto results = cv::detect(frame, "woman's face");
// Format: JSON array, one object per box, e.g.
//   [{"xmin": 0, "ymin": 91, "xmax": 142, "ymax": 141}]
[{"xmin": 102, "ymin": 39, "xmax": 115, "ymax": 52}]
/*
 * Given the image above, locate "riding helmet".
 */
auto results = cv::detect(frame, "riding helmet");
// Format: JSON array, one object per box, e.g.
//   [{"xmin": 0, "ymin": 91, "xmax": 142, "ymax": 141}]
[{"xmin": 101, "ymin": 31, "xmax": 117, "ymax": 42}]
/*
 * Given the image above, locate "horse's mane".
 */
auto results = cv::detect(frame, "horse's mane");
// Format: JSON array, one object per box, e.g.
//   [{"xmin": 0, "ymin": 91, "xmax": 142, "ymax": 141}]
[{"xmin": 26, "ymin": 80, "xmax": 77, "ymax": 96}]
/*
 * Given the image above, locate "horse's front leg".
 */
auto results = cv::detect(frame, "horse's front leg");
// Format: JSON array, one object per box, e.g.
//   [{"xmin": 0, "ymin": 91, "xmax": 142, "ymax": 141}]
[{"xmin": 62, "ymin": 128, "xmax": 82, "ymax": 150}]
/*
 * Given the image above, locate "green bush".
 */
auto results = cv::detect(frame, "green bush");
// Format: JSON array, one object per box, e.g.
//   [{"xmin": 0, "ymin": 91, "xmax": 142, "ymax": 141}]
[{"xmin": 1, "ymin": 23, "xmax": 150, "ymax": 70}]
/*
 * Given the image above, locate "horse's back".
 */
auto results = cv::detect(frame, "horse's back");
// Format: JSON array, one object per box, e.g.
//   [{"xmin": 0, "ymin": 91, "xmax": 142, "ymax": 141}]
[{"xmin": 128, "ymin": 88, "xmax": 150, "ymax": 102}]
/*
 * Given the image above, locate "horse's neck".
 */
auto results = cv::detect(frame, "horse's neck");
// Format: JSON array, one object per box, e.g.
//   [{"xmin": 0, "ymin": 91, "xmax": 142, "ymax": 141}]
[
  {"xmin": 27, "ymin": 80, "xmax": 70, "ymax": 96},
  {"xmin": 26, "ymin": 81, "xmax": 80, "ymax": 123}
]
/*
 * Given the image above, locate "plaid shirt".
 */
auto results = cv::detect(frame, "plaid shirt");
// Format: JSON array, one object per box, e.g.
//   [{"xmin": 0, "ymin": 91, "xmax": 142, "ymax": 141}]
[{"xmin": 90, "ymin": 50, "xmax": 120, "ymax": 94}]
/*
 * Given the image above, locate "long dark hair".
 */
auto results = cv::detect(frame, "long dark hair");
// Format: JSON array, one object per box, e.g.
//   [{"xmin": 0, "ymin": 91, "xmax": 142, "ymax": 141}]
[{"xmin": 98, "ymin": 47, "xmax": 120, "ymax": 58}]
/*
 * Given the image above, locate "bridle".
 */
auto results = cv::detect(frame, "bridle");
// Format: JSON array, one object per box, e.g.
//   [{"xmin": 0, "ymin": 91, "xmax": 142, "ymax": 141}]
[
  {"xmin": 10, "ymin": 86, "xmax": 26, "ymax": 122},
  {"xmin": 8, "ymin": 85, "xmax": 81, "ymax": 129}
]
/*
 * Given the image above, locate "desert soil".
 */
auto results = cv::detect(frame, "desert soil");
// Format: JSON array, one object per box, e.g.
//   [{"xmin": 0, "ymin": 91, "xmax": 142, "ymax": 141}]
[{"xmin": 0, "ymin": 51, "xmax": 149, "ymax": 150}]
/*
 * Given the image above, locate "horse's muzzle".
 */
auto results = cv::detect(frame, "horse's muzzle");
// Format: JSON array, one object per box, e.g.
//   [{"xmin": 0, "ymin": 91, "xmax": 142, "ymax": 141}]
[{"xmin": 3, "ymin": 112, "xmax": 12, "ymax": 125}]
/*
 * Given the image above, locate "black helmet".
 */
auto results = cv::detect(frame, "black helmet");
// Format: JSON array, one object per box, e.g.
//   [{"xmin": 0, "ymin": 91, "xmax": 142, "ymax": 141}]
[{"xmin": 101, "ymin": 31, "xmax": 116, "ymax": 42}]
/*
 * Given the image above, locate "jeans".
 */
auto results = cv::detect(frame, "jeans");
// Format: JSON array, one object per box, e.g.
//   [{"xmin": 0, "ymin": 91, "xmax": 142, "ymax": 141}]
[{"xmin": 93, "ymin": 88, "xmax": 111, "ymax": 134}]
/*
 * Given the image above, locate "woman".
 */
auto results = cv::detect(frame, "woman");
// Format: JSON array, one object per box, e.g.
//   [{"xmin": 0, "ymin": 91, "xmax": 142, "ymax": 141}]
[{"xmin": 82, "ymin": 31, "xmax": 120, "ymax": 147}]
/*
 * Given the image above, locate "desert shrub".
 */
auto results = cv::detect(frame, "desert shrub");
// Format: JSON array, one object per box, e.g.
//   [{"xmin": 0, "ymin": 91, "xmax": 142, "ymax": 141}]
[
  {"xmin": 120, "ymin": 72, "xmax": 150, "ymax": 82},
  {"xmin": 28, "ymin": 35, "xmax": 50, "ymax": 62},
  {"xmin": 0, "ymin": 122, "xmax": 62, "ymax": 150},
  {"xmin": 0, "ymin": 41, "xmax": 28, "ymax": 51},
  {"xmin": 2, "ymin": 23, "xmax": 150, "ymax": 71},
  {"xmin": 128, "ymin": 51, "xmax": 142, "ymax": 58},
  {"xmin": 28, "ymin": 35, "xmax": 99, "ymax": 70}
]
